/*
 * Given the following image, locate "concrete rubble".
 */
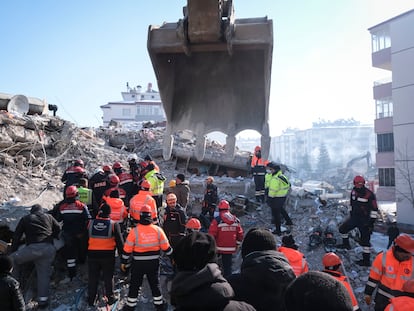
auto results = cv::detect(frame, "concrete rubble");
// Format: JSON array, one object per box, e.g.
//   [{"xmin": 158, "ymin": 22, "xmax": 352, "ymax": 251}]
[{"xmin": 0, "ymin": 112, "xmax": 397, "ymax": 310}]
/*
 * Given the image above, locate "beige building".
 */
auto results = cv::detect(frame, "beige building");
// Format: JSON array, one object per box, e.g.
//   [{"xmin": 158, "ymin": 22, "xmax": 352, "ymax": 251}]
[{"xmin": 369, "ymin": 9, "xmax": 414, "ymax": 225}]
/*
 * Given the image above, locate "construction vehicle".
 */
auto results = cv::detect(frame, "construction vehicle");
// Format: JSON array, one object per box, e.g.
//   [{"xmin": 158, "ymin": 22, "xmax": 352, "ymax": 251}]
[{"xmin": 147, "ymin": 0, "xmax": 273, "ymax": 161}]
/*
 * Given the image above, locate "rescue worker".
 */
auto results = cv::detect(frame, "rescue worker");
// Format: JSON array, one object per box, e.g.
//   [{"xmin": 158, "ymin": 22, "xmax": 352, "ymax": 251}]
[
  {"xmin": 385, "ymin": 279, "xmax": 414, "ymax": 311},
  {"xmin": 162, "ymin": 193, "xmax": 187, "ymax": 249},
  {"xmin": 250, "ymin": 146, "xmax": 269, "ymax": 203},
  {"xmin": 0, "ymin": 254, "xmax": 25, "ymax": 311},
  {"xmin": 61, "ymin": 159, "xmax": 88, "ymax": 192},
  {"xmin": 77, "ymin": 178, "xmax": 96, "ymax": 217},
  {"xmin": 127, "ymin": 153, "xmax": 140, "ymax": 193},
  {"xmin": 208, "ymin": 199, "xmax": 243, "ymax": 278},
  {"xmin": 202, "ymin": 176, "xmax": 218, "ymax": 220},
  {"xmin": 88, "ymin": 165, "xmax": 111, "ymax": 209},
  {"xmin": 337, "ymin": 175, "xmax": 379, "ymax": 267},
  {"xmin": 144, "ymin": 164, "xmax": 165, "ymax": 209},
  {"xmin": 265, "ymin": 162, "xmax": 292, "ymax": 235},
  {"xmin": 113, "ymin": 161, "xmax": 134, "ymax": 207},
  {"xmin": 103, "ymin": 174, "xmax": 127, "ymax": 205},
  {"xmin": 121, "ymin": 204, "xmax": 172, "ymax": 311},
  {"xmin": 103, "ymin": 190, "xmax": 128, "ymax": 231},
  {"xmin": 364, "ymin": 234, "xmax": 414, "ymax": 311},
  {"xmin": 277, "ymin": 234, "xmax": 309, "ymax": 277},
  {"xmin": 144, "ymin": 154, "xmax": 160, "ymax": 172},
  {"xmin": 54, "ymin": 185, "xmax": 91, "ymax": 280},
  {"xmin": 172, "ymin": 173, "xmax": 190, "ymax": 211},
  {"xmin": 129, "ymin": 180, "xmax": 158, "ymax": 225},
  {"xmin": 10, "ymin": 204, "xmax": 60, "ymax": 309},
  {"xmin": 86, "ymin": 203, "xmax": 124, "ymax": 308},
  {"xmin": 322, "ymin": 252, "xmax": 360, "ymax": 311}
]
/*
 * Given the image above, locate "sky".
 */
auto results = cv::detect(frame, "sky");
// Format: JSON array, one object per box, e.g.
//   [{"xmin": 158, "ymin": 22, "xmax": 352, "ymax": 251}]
[{"xmin": 1, "ymin": 0, "xmax": 413, "ymax": 137}]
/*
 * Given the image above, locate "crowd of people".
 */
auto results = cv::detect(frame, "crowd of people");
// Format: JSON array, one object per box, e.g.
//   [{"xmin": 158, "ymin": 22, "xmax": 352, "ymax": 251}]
[{"xmin": 1, "ymin": 151, "xmax": 414, "ymax": 311}]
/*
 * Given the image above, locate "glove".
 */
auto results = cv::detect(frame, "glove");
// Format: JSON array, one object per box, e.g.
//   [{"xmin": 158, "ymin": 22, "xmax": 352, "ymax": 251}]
[
  {"xmin": 120, "ymin": 263, "xmax": 129, "ymax": 273},
  {"xmin": 364, "ymin": 295, "xmax": 372, "ymax": 305}
]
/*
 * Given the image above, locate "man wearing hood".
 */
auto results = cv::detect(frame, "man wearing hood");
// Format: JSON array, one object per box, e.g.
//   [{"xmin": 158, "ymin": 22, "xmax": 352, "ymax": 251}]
[{"xmin": 208, "ymin": 200, "xmax": 243, "ymax": 278}]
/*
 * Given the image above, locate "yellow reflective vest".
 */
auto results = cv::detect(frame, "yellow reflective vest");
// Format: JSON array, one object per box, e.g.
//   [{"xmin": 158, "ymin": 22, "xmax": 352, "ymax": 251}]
[{"xmin": 265, "ymin": 171, "xmax": 290, "ymax": 198}]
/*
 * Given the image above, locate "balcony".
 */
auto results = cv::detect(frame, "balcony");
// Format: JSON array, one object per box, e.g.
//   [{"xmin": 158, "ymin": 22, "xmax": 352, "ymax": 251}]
[
  {"xmin": 372, "ymin": 47, "xmax": 391, "ymax": 70},
  {"xmin": 373, "ymin": 78, "xmax": 392, "ymax": 99}
]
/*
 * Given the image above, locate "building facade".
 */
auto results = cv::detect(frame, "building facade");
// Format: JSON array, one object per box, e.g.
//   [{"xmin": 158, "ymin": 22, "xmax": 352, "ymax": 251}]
[
  {"xmin": 101, "ymin": 82, "xmax": 165, "ymax": 127},
  {"xmin": 369, "ymin": 9, "xmax": 414, "ymax": 225}
]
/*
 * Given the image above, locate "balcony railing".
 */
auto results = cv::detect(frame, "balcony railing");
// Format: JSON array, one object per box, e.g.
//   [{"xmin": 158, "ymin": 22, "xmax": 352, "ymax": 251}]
[{"xmin": 373, "ymin": 76, "xmax": 392, "ymax": 86}]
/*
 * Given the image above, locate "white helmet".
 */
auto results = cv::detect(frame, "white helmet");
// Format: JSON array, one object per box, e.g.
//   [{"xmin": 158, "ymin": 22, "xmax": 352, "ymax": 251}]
[{"xmin": 127, "ymin": 153, "xmax": 138, "ymax": 162}]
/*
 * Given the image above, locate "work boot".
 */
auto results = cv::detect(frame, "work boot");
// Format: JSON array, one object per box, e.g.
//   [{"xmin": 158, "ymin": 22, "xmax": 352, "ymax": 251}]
[
  {"xmin": 154, "ymin": 302, "xmax": 168, "ymax": 311},
  {"xmin": 356, "ymin": 253, "xmax": 371, "ymax": 267},
  {"xmin": 336, "ymin": 238, "xmax": 351, "ymax": 250}
]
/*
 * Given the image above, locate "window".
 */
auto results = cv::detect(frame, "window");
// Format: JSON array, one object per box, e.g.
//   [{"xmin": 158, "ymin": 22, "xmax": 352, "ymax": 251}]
[
  {"xmin": 371, "ymin": 27, "xmax": 391, "ymax": 52},
  {"xmin": 378, "ymin": 168, "xmax": 395, "ymax": 186},
  {"xmin": 376, "ymin": 98, "xmax": 393, "ymax": 118},
  {"xmin": 377, "ymin": 133, "xmax": 394, "ymax": 152},
  {"xmin": 122, "ymin": 108, "xmax": 131, "ymax": 116}
]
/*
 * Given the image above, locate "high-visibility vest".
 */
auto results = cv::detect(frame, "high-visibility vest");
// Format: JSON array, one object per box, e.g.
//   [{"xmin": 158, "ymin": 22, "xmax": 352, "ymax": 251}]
[
  {"xmin": 266, "ymin": 171, "xmax": 290, "ymax": 198},
  {"xmin": 145, "ymin": 171, "xmax": 164, "ymax": 196},
  {"xmin": 324, "ymin": 270, "xmax": 360, "ymax": 311},
  {"xmin": 104, "ymin": 197, "xmax": 127, "ymax": 223},
  {"xmin": 78, "ymin": 186, "xmax": 92, "ymax": 205},
  {"xmin": 87, "ymin": 217, "xmax": 115, "ymax": 251},
  {"xmin": 385, "ymin": 296, "xmax": 414, "ymax": 311},
  {"xmin": 129, "ymin": 191, "xmax": 157, "ymax": 221},
  {"xmin": 278, "ymin": 246, "xmax": 308, "ymax": 276}
]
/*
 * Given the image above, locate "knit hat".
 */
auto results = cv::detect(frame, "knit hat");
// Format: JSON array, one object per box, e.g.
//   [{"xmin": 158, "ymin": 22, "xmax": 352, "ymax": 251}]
[
  {"xmin": 282, "ymin": 235, "xmax": 298, "ymax": 250},
  {"xmin": 285, "ymin": 271, "xmax": 353, "ymax": 311},
  {"xmin": 173, "ymin": 231, "xmax": 217, "ymax": 271},
  {"xmin": 176, "ymin": 173, "xmax": 185, "ymax": 182},
  {"xmin": 0, "ymin": 254, "xmax": 13, "ymax": 274},
  {"xmin": 99, "ymin": 203, "xmax": 111, "ymax": 217},
  {"xmin": 241, "ymin": 228, "xmax": 277, "ymax": 258}
]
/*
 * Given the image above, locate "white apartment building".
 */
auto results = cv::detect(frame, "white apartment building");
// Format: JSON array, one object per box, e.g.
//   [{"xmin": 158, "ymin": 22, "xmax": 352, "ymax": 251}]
[{"xmin": 369, "ymin": 9, "xmax": 414, "ymax": 226}]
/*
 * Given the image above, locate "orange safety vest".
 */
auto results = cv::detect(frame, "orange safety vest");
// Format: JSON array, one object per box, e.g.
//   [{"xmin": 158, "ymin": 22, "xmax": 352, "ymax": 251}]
[
  {"xmin": 129, "ymin": 191, "xmax": 157, "ymax": 221},
  {"xmin": 385, "ymin": 296, "xmax": 414, "ymax": 311},
  {"xmin": 104, "ymin": 197, "xmax": 128, "ymax": 223},
  {"xmin": 250, "ymin": 155, "xmax": 269, "ymax": 168},
  {"xmin": 123, "ymin": 224, "xmax": 171, "ymax": 260},
  {"xmin": 278, "ymin": 246, "xmax": 309, "ymax": 276},
  {"xmin": 87, "ymin": 217, "xmax": 116, "ymax": 251},
  {"xmin": 324, "ymin": 270, "xmax": 359, "ymax": 311}
]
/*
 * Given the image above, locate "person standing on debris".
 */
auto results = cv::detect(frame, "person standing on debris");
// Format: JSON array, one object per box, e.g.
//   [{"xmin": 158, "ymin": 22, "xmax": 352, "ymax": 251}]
[
  {"xmin": 173, "ymin": 173, "xmax": 190, "ymax": 211},
  {"xmin": 61, "ymin": 159, "xmax": 88, "ymax": 192},
  {"xmin": 54, "ymin": 185, "xmax": 91, "ymax": 280},
  {"xmin": 364, "ymin": 234, "xmax": 414, "ymax": 311},
  {"xmin": 321, "ymin": 252, "xmax": 360, "ymax": 311},
  {"xmin": 144, "ymin": 163, "xmax": 166, "ymax": 209},
  {"xmin": 88, "ymin": 165, "xmax": 111, "ymax": 211},
  {"xmin": 0, "ymin": 254, "xmax": 26, "ymax": 311},
  {"xmin": 10, "ymin": 204, "xmax": 61, "ymax": 309},
  {"xmin": 278, "ymin": 234, "xmax": 309, "ymax": 277},
  {"xmin": 208, "ymin": 199, "xmax": 243, "ymax": 278},
  {"xmin": 387, "ymin": 220, "xmax": 400, "ymax": 249},
  {"xmin": 103, "ymin": 190, "xmax": 128, "ymax": 232},
  {"xmin": 144, "ymin": 154, "xmax": 160, "ymax": 172},
  {"xmin": 265, "ymin": 162, "xmax": 293, "ymax": 235},
  {"xmin": 129, "ymin": 180, "xmax": 158, "ymax": 226},
  {"xmin": 250, "ymin": 146, "xmax": 269, "ymax": 203},
  {"xmin": 86, "ymin": 203, "xmax": 124, "ymax": 308},
  {"xmin": 103, "ymin": 174, "xmax": 127, "ymax": 205},
  {"xmin": 127, "ymin": 153, "xmax": 140, "ymax": 194},
  {"xmin": 228, "ymin": 227, "xmax": 296, "ymax": 311},
  {"xmin": 384, "ymin": 279, "xmax": 414, "ymax": 311},
  {"xmin": 121, "ymin": 204, "xmax": 172, "ymax": 311},
  {"xmin": 162, "ymin": 193, "xmax": 187, "ymax": 249},
  {"xmin": 170, "ymin": 231, "xmax": 256, "ymax": 311},
  {"xmin": 337, "ymin": 175, "xmax": 378, "ymax": 267},
  {"xmin": 112, "ymin": 161, "xmax": 134, "ymax": 207},
  {"xmin": 202, "ymin": 176, "xmax": 218, "ymax": 220}
]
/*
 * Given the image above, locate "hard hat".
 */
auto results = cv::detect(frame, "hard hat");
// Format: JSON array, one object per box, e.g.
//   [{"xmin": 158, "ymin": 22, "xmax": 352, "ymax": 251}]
[
  {"xmin": 127, "ymin": 153, "xmax": 138, "ymax": 162},
  {"xmin": 186, "ymin": 218, "xmax": 201, "ymax": 230},
  {"xmin": 206, "ymin": 176, "xmax": 214, "ymax": 183},
  {"xmin": 140, "ymin": 204, "xmax": 152, "ymax": 214},
  {"xmin": 113, "ymin": 161, "xmax": 123, "ymax": 169},
  {"xmin": 109, "ymin": 174, "xmax": 120, "ymax": 186},
  {"xmin": 94, "ymin": 167, "xmax": 104, "ymax": 175},
  {"xmin": 102, "ymin": 165, "xmax": 112, "ymax": 172},
  {"xmin": 322, "ymin": 252, "xmax": 342, "ymax": 267},
  {"xmin": 169, "ymin": 179, "xmax": 176, "ymax": 188},
  {"xmin": 141, "ymin": 180, "xmax": 151, "ymax": 190},
  {"xmin": 394, "ymin": 234, "xmax": 414, "ymax": 254},
  {"xmin": 65, "ymin": 185, "xmax": 78, "ymax": 198},
  {"xmin": 74, "ymin": 159, "xmax": 84, "ymax": 167},
  {"xmin": 254, "ymin": 146, "xmax": 261, "ymax": 152},
  {"xmin": 218, "ymin": 199, "xmax": 230, "ymax": 210},
  {"xmin": 353, "ymin": 175, "xmax": 366, "ymax": 186}
]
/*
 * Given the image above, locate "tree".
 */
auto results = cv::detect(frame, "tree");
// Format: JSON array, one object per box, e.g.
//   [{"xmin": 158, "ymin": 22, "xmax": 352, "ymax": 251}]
[
  {"xmin": 395, "ymin": 143, "xmax": 414, "ymax": 209},
  {"xmin": 317, "ymin": 142, "xmax": 331, "ymax": 174}
]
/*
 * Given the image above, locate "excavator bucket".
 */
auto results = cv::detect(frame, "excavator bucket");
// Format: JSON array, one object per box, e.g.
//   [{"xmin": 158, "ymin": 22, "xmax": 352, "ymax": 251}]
[{"xmin": 148, "ymin": 0, "xmax": 273, "ymax": 161}]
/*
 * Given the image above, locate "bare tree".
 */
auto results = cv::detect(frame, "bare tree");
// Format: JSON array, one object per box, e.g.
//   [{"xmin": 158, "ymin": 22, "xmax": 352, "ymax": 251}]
[{"xmin": 395, "ymin": 142, "xmax": 414, "ymax": 209}]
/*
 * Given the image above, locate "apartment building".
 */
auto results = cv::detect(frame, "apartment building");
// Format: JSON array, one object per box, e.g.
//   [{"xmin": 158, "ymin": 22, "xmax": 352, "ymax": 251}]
[{"xmin": 369, "ymin": 9, "xmax": 414, "ymax": 225}]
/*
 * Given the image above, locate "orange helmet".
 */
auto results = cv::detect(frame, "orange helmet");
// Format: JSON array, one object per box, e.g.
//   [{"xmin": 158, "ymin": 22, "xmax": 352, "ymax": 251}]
[
  {"xmin": 322, "ymin": 252, "xmax": 341, "ymax": 268},
  {"xmin": 169, "ymin": 179, "xmax": 176, "ymax": 188},
  {"xmin": 186, "ymin": 218, "xmax": 201, "ymax": 230},
  {"xmin": 109, "ymin": 174, "xmax": 120, "ymax": 186},
  {"xmin": 140, "ymin": 204, "xmax": 152, "ymax": 214},
  {"xmin": 254, "ymin": 146, "xmax": 261, "ymax": 152},
  {"xmin": 102, "ymin": 165, "xmax": 111, "ymax": 172},
  {"xmin": 65, "ymin": 185, "xmax": 78, "ymax": 198},
  {"xmin": 394, "ymin": 234, "xmax": 414, "ymax": 254},
  {"xmin": 141, "ymin": 180, "xmax": 151, "ymax": 190},
  {"xmin": 218, "ymin": 199, "xmax": 230, "ymax": 211},
  {"xmin": 353, "ymin": 175, "xmax": 365, "ymax": 186}
]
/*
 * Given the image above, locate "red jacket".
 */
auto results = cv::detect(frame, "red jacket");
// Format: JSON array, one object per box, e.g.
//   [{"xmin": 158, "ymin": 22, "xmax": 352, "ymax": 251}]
[{"xmin": 208, "ymin": 211, "xmax": 243, "ymax": 254}]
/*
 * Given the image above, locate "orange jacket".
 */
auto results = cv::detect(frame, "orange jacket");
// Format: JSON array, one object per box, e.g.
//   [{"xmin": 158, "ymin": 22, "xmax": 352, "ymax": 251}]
[
  {"xmin": 278, "ymin": 246, "xmax": 309, "ymax": 276},
  {"xmin": 385, "ymin": 296, "xmax": 414, "ymax": 311},
  {"xmin": 129, "ymin": 191, "xmax": 157, "ymax": 221},
  {"xmin": 250, "ymin": 156, "xmax": 269, "ymax": 168},
  {"xmin": 104, "ymin": 197, "xmax": 128, "ymax": 223},
  {"xmin": 323, "ymin": 270, "xmax": 359, "ymax": 311},
  {"xmin": 365, "ymin": 248, "xmax": 414, "ymax": 300}
]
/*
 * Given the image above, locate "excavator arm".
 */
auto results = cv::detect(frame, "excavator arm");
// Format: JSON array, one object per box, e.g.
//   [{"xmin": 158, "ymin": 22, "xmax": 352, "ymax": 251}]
[{"xmin": 148, "ymin": 0, "xmax": 273, "ymax": 161}]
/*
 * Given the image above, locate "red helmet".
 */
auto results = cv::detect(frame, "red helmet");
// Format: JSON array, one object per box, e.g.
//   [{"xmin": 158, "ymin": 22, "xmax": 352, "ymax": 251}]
[
  {"xmin": 218, "ymin": 199, "xmax": 230, "ymax": 211},
  {"xmin": 254, "ymin": 146, "xmax": 261, "ymax": 152},
  {"xmin": 322, "ymin": 252, "xmax": 341, "ymax": 267},
  {"xmin": 141, "ymin": 180, "xmax": 151, "ymax": 190},
  {"xmin": 102, "ymin": 165, "xmax": 112, "ymax": 172},
  {"xmin": 113, "ymin": 162, "xmax": 123, "ymax": 169},
  {"xmin": 74, "ymin": 159, "xmax": 84, "ymax": 167},
  {"xmin": 353, "ymin": 175, "xmax": 365, "ymax": 186},
  {"xmin": 65, "ymin": 185, "xmax": 78, "ymax": 198},
  {"xmin": 394, "ymin": 234, "xmax": 414, "ymax": 254},
  {"xmin": 186, "ymin": 218, "xmax": 201, "ymax": 230},
  {"xmin": 140, "ymin": 204, "xmax": 152, "ymax": 214},
  {"xmin": 109, "ymin": 174, "xmax": 120, "ymax": 186}
]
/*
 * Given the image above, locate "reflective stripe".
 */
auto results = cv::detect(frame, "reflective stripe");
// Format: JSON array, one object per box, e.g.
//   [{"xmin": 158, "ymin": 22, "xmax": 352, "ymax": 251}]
[
  {"xmin": 153, "ymin": 295, "xmax": 163, "ymax": 305},
  {"xmin": 126, "ymin": 297, "xmax": 138, "ymax": 307},
  {"xmin": 133, "ymin": 255, "xmax": 160, "ymax": 260},
  {"xmin": 357, "ymin": 197, "xmax": 368, "ymax": 203},
  {"xmin": 370, "ymin": 211, "xmax": 378, "ymax": 218},
  {"xmin": 217, "ymin": 246, "xmax": 237, "ymax": 252},
  {"xmin": 378, "ymin": 288, "xmax": 394, "ymax": 299}
]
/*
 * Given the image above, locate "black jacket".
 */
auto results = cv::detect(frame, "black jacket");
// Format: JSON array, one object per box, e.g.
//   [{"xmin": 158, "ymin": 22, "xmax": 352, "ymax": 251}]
[
  {"xmin": 228, "ymin": 250, "xmax": 296, "ymax": 311},
  {"xmin": 0, "ymin": 272, "xmax": 25, "ymax": 311},
  {"xmin": 170, "ymin": 263, "xmax": 256, "ymax": 311}
]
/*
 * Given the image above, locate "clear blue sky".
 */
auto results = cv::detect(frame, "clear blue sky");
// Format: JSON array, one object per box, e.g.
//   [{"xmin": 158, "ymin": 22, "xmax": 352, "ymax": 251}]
[{"xmin": 1, "ymin": 0, "xmax": 412, "ymax": 136}]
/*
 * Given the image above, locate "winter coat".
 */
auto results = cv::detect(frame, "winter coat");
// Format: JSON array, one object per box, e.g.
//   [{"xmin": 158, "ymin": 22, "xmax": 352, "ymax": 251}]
[
  {"xmin": 209, "ymin": 211, "xmax": 243, "ymax": 254},
  {"xmin": 228, "ymin": 250, "xmax": 296, "ymax": 311},
  {"xmin": 170, "ymin": 262, "xmax": 256, "ymax": 311},
  {"xmin": 277, "ymin": 246, "xmax": 309, "ymax": 276},
  {"xmin": 173, "ymin": 181, "xmax": 190, "ymax": 210},
  {"xmin": 0, "ymin": 272, "xmax": 25, "ymax": 311}
]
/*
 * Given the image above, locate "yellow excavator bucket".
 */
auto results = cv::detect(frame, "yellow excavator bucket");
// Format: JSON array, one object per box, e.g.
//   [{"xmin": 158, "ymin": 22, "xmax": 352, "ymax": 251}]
[{"xmin": 148, "ymin": 0, "xmax": 273, "ymax": 161}]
